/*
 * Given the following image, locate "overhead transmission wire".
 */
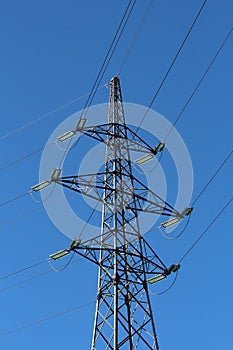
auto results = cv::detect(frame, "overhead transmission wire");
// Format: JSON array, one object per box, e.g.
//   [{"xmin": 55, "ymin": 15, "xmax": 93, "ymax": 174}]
[
  {"xmin": 192, "ymin": 150, "xmax": 233, "ymax": 206},
  {"xmin": 0, "ymin": 179, "xmax": 100, "ymax": 228},
  {"xmin": 0, "ymin": 192, "xmax": 29, "ymax": 208},
  {"xmin": 0, "ymin": 0, "xmax": 190, "ymax": 329},
  {"xmin": 164, "ymin": 27, "xmax": 233, "ymax": 141},
  {"xmin": 0, "ymin": 1, "xmax": 137, "ymax": 173},
  {"xmin": 80, "ymin": 0, "xmax": 137, "ymax": 118},
  {"xmin": 0, "ymin": 145, "xmax": 50, "ymax": 172},
  {"xmin": 44, "ymin": 0, "xmax": 138, "ymax": 231},
  {"xmin": 178, "ymin": 196, "xmax": 233, "ymax": 264},
  {"xmin": 118, "ymin": 0, "xmax": 154, "ymax": 75},
  {"xmin": 0, "ymin": 1, "xmax": 137, "ymax": 174},
  {"xmin": 0, "ymin": 257, "xmax": 82, "ymax": 293},
  {"xmin": 2, "ymin": 197, "xmax": 231, "ymax": 333},
  {"xmin": 128, "ymin": 5, "xmax": 231, "ymax": 187},
  {"xmin": 0, "ymin": 0, "xmax": 230, "ymax": 292},
  {"xmin": 1, "ymin": 140, "xmax": 231, "ymax": 310},
  {"xmin": 0, "ymin": 1, "xmax": 137, "ymax": 211},
  {"xmin": 149, "ymin": 196, "xmax": 233, "ymax": 295},
  {"xmin": 135, "ymin": 0, "xmax": 208, "ymax": 133},
  {"xmin": 0, "ymin": 0, "xmax": 201, "ymax": 160},
  {"xmin": 0, "ymin": 84, "xmax": 107, "ymax": 141},
  {"xmin": 0, "ymin": 4, "xmax": 230, "ymax": 184},
  {"xmin": 0, "ymin": 205, "xmax": 42, "ymax": 229},
  {"xmin": 0, "ymin": 199, "xmax": 100, "ymax": 286},
  {"xmin": 0, "ymin": 0, "xmax": 137, "ymax": 172},
  {"xmin": 1, "ymin": 29, "xmax": 232, "ymax": 227},
  {"xmin": 155, "ymin": 146, "xmax": 232, "ymax": 240},
  {"xmin": 142, "ymin": 29, "xmax": 233, "ymax": 241},
  {"xmin": 1, "ymin": 30, "xmax": 232, "ymax": 228},
  {"xmin": 5, "ymin": 24, "xmax": 232, "ymax": 310},
  {"xmin": 0, "ymin": 0, "xmax": 147, "ymax": 226},
  {"xmin": 60, "ymin": 0, "xmax": 138, "ymax": 169},
  {"xmin": 0, "ymin": 270, "xmax": 53, "ymax": 293},
  {"xmin": 0, "ymin": 0, "xmax": 136, "ymax": 198},
  {"xmin": 0, "ymin": 259, "xmax": 48, "ymax": 281},
  {"xmin": 0, "ymin": 300, "xmax": 95, "ymax": 336},
  {"xmin": 0, "ymin": 83, "xmax": 108, "ymax": 174},
  {"xmin": 2, "ymin": 174, "xmax": 230, "ymax": 322},
  {"xmin": 0, "ymin": 206, "xmax": 96, "ymax": 333}
]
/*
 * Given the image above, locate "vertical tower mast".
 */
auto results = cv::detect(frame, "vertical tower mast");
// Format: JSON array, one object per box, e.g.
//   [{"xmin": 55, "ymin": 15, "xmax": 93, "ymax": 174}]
[{"xmin": 91, "ymin": 77, "xmax": 160, "ymax": 349}]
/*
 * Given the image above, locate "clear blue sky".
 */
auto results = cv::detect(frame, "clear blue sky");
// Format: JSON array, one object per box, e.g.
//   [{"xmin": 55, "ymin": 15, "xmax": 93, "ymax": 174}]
[{"xmin": 0, "ymin": 0, "xmax": 232, "ymax": 349}]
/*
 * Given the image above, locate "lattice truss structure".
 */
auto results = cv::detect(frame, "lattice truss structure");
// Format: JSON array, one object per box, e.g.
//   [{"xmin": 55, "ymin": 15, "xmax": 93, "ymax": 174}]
[{"xmin": 33, "ymin": 77, "xmax": 190, "ymax": 349}]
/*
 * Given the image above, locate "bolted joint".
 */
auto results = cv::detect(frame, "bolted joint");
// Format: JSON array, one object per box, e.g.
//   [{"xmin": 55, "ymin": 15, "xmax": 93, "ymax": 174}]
[
  {"xmin": 143, "ymin": 279, "xmax": 148, "ymax": 290},
  {"xmin": 112, "ymin": 273, "xmax": 120, "ymax": 285},
  {"xmin": 125, "ymin": 292, "xmax": 131, "ymax": 304},
  {"xmin": 97, "ymin": 288, "xmax": 102, "ymax": 300}
]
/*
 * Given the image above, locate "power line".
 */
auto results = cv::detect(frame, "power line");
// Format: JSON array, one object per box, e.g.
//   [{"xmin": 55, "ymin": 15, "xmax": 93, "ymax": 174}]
[
  {"xmin": 0, "ymin": 2, "xmax": 231, "ymax": 291},
  {"xmin": 0, "ymin": 84, "xmax": 108, "ymax": 141},
  {"xmin": 0, "ymin": 205, "xmax": 42, "ymax": 229},
  {"xmin": 0, "ymin": 300, "xmax": 95, "ymax": 336},
  {"xmin": 0, "ymin": 196, "xmax": 98, "ymax": 281},
  {"xmin": 0, "ymin": 2, "xmax": 136, "ymax": 179},
  {"xmin": 0, "ymin": 186, "xmax": 52, "ymax": 209},
  {"xmin": 178, "ymin": 196, "xmax": 233, "ymax": 264},
  {"xmin": 81, "ymin": 0, "xmax": 137, "ymax": 118},
  {"xmin": 148, "ymin": 148, "xmax": 232, "ymax": 240},
  {"xmin": 136, "ymin": 0, "xmax": 208, "ymax": 133},
  {"xmin": 0, "ymin": 259, "xmax": 48, "ymax": 281},
  {"xmin": 0, "ymin": 145, "xmax": 51, "ymax": 172},
  {"xmin": 2, "ymin": 5, "xmax": 228, "ymax": 179},
  {"xmin": 0, "ymin": 82, "xmax": 107, "ymax": 173},
  {"xmin": 0, "ymin": 82, "xmax": 106, "ymax": 174},
  {"xmin": 0, "ymin": 0, "xmax": 136, "ymax": 171},
  {"xmin": 164, "ymin": 27, "xmax": 233, "ymax": 140},
  {"xmin": 0, "ymin": 257, "xmax": 81, "ymax": 293},
  {"xmin": 0, "ymin": 270, "xmax": 51, "ymax": 293},
  {"xmin": 0, "ymin": 1, "xmax": 137, "ymax": 172},
  {"xmin": 192, "ymin": 150, "xmax": 233, "ymax": 205},
  {"xmin": 118, "ymin": 0, "xmax": 154, "ymax": 75},
  {"xmin": 0, "ymin": 0, "xmax": 136, "ymax": 186},
  {"xmin": 0, "ymin": 192, "xmax": 29, "ymax": 208},
  {"xmin": 2, "ymin": 26, "xmax": 231, "ymax": 177},
  {"xmin": 1, "ymin": 30, "xmax": 231, "ymax": 228}
]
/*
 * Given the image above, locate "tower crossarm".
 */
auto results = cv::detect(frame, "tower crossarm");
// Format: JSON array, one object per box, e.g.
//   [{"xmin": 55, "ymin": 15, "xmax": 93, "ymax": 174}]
[
  {"xmin": 52, "ymin": 170, "xmax": 182, "ymax": 220},
  {"xmin": 71, "ymin": 243, "xmax": 168, "ymax": 276},
  {"xmin": 75, "ymin": 122, "xmax": 161, "ymax": 155}
]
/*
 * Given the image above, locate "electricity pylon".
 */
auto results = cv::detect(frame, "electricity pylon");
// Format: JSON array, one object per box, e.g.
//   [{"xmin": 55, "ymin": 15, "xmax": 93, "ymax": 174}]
[{"xmin": 33, "ymin": 77, "xmax": 191, "ymax": 349}]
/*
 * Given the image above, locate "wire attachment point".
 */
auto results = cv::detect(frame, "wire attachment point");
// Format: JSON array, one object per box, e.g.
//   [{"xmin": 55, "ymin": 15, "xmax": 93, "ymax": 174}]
[
  {"xmin": 167, "ymin": 264, "xmax": 180, "ymax": 275},
  {"xmin": 70, "ymin": 238, "xmax": 82, "ymax": 250},
  {"xmin": 153, "ymin": 142, "xmax": 165, "ymax": 155}
]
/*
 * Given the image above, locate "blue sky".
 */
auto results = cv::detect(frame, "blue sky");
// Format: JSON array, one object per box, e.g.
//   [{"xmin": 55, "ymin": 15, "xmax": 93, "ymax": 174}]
[{"xmin": 0, "ymin": 0, "xmax": 232, "ymax": 349}]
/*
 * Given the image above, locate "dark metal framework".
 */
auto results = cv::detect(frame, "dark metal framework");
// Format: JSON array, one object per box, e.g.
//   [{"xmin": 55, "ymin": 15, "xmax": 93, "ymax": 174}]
[{"xmin": 52, "ymin": 77, "xmax": 182, "ymax": 349}]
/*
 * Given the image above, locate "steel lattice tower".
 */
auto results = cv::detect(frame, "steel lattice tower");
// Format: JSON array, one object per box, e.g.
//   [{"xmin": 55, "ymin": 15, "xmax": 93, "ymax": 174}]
[
  {"xmin": 35, "ymin": 77, "xmax": 189, "ymax": 349},
  {"xmin": 91, "ymin": 77, "xmax": 162, "ymax": 349}
]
